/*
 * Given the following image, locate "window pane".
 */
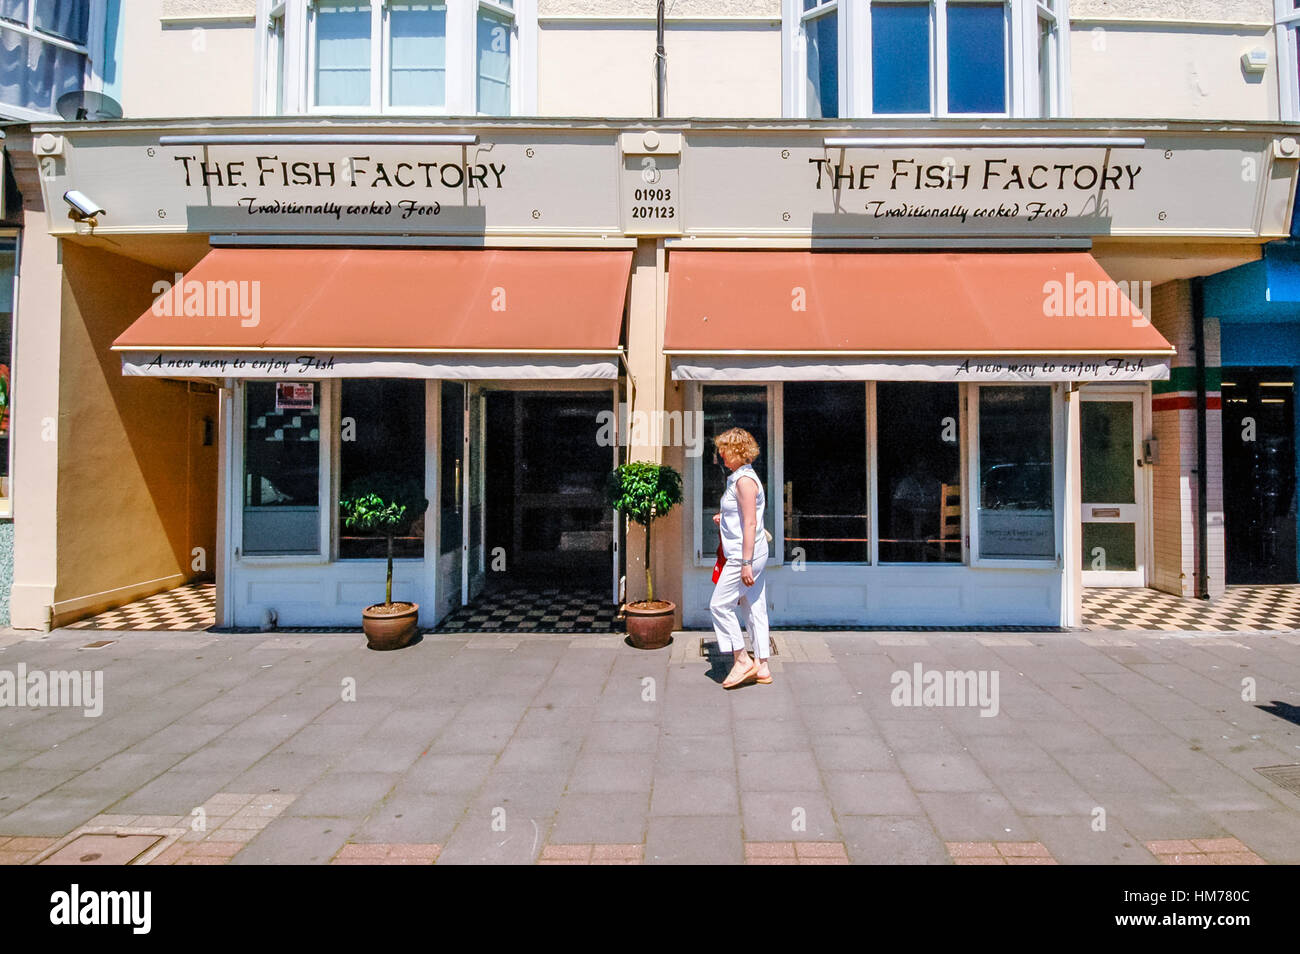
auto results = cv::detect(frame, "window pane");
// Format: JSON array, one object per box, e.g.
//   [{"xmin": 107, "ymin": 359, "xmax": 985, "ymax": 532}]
[
  {"xmin": 947, "ymin": 2, "xmax": 1007, "ymax": 113},
  {"xmin": 439, "ymin": 381, "xmax": 463, "ymax": 556},
  {"xmin": 1083, "ymin": 523, "xmax": 1137, "ymax": 572},
  {"xmin": 315, "ymin": 1, "xmax": 371, "ymax": 108},
  {"xmin": 270, "ymin": 13, "xmax": 285, "ymax": 114},
  {"xmin": 243, "ymin": 382, "xmax": 321, "ymax": 555},
  {"xmin": 339, "ymin": 380, "xmax": 426, "ymax": 559},
  {"xmin": 978, "ymin": 387, "xmax": 1054, "ymax": 560},
  {"xmin": 390, "ymin": 2, "xmax": 445, "ymax": 107},
  {"xmin": 0, "ymin": 238, "xmax": 14, "ymax": 502},
  {"xmin": 0, "ymin": 27, "xmax": 85, "ymax": 114},
  {"xmin": 702, "ymin": 386, "xmax": 773, "ymax": 545},
  {"xmin": 877, "ymin": 383, "xmax": 962, "ymax": 563},
  {"xmin": 0, "ymin": 1, "xmax": 27, "ymax": 27},
  {"xmin": 477, "ymin": 8, "xmax": 510, "ymax": 115},
  {"xmin": 872, "ymin": 2, "xmax": 929, "ymax": 113},
  {"xmin": 34, "ymin": 0, "xmax": 87, "ymax": 44},
  {"xmin": 805, "ymin": 10, "xmax": 838, "ymax": 119},
  {"xmin": 1081, "ymin": 401, "xmax": 1135, "ymax": 504},
  {"xmin": 783, "ymin": 382, "xmax": 868, "ymax": 563},
  {"xmin": 1037, "ymin": 16, "xmax": 1052, "ymax": 117}
]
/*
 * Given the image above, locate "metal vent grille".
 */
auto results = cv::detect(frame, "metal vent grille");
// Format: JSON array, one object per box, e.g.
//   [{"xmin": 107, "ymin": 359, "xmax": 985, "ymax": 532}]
[{"xmin": 1255, "ymin": 764, "xmax": 1300, "ymax": 798}]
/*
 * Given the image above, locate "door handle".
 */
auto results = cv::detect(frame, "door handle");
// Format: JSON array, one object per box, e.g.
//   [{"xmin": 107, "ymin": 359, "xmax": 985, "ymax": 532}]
[{"xmin": 454, "ymin": 458, "xmax": 462, "ymax": 514}]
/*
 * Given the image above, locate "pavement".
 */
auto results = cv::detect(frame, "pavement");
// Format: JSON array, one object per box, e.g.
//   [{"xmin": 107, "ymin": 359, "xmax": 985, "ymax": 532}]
[{"xmin": 0, "ymin": 625, "xmax": 1298, "ymax": 865}]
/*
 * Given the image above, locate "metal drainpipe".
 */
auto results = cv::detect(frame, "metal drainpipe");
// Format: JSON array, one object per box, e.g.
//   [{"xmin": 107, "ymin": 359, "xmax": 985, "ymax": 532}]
[
  {"xmin": 1191, "ymin": 277, "xmax": 1210, "ymax": 600},
  {"xmin": 656, "ymin": 1, "xmax": 666, "ymax": 118}
]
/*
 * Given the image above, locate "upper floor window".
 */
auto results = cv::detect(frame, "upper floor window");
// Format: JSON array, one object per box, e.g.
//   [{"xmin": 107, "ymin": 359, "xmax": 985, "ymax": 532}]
[
  {"xmin": 0, "ymin": 0, "xmax": 102, "ymax": 121},
  {"xmin": 1278, "ymin": 0, "xmax": 1300, "ymax": 121},
  {"xmin": 260, "ymin": 0, "xmax": 534, "ymax": 116},
  {"xmin": 786, "ymin": 0, "xmax": 1068, "ymax": 119}
]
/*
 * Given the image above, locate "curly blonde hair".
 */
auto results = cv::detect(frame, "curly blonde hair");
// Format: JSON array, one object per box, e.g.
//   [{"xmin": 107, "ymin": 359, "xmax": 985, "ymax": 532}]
[{"xmin": 714, "ymin": 427, "xmax": 760, "ymax": 464}]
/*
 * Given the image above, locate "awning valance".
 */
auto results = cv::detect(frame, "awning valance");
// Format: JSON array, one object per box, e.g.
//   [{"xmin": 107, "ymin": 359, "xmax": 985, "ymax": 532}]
[
  {"xmin": 113, "ymin": 247, "xmax": 632, "ymax": 379},
  {"xmin": 665, "ymin": 251, "xmax": 1174, "ymax": 383}
]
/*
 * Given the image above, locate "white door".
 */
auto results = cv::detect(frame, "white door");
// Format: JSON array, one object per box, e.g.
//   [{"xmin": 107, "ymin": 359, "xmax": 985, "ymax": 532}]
[{"xmin": 1081, "ymin": 392, "xmax": 1147, "ymax": 586}]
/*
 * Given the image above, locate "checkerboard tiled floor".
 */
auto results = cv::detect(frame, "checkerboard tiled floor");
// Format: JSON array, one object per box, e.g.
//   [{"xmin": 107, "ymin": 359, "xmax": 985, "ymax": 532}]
[
  {"xmin": 58, "ymin": 580, "xmax": 1300, "ymax": 635},
  {"xmin": 65, "ymin": 582, "xmax": 216, "ymax": 632},
  {"xmin": 1082, "ymin": 585, "xmax": 1300, "ymax": 632},
  {"xmin": 431, "ymin": 583, "xmax": 620, "ymax": 634}
]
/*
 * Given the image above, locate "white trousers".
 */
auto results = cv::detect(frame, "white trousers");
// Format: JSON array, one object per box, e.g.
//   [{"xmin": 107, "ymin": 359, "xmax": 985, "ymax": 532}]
[{"xmin": 710, "ymin": 548, "xmax": 770, "ymax": 659}]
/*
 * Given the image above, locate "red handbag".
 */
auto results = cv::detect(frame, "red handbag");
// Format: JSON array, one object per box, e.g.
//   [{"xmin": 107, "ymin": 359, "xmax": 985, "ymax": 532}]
[{"xmin": 712, "ymin": 538, "xmax": 727, "ymax": 583}]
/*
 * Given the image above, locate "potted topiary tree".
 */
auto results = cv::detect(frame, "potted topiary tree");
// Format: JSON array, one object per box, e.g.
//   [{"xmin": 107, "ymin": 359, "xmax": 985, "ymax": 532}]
[
  {"xmin": 339, "ymin": 475, "xmax": 428, "ymax": 651},
  {"xmin": 608, "ymin": 461, "xmax": 683, "ymax": 649}
]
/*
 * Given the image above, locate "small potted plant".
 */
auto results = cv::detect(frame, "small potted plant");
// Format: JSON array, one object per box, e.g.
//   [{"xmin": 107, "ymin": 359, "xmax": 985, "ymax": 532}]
[
  {"xmin": 608, "ymin": 461, "xmax": 683, "ymax": 650},
  {"xmin": 339, "ymin": 475, "xmax": 428, "ymax": 651}
]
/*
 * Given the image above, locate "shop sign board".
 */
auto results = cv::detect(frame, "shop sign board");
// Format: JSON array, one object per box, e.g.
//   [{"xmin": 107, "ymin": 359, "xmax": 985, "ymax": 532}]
[
  {"xmin": 27, "ymin": 123, "xmax": 1300, "ymax": 240},
  {"xmin": 34, "ymin": 129, "xmax": 623, "ymax": 237},
  {"xmin": 679, "ymin": 131, "xmax": 1299, "ymax": 239}
]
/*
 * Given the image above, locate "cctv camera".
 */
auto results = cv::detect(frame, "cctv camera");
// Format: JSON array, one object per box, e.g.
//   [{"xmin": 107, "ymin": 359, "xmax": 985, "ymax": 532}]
[{"xmin": 63, "ymin": 190, "xmax": 106, "ymax": 220}]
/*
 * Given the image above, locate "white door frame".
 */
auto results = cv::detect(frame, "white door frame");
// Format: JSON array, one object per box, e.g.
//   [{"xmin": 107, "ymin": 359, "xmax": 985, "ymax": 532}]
[{"xmin": 1081, "ymin": 386, "xmax": 1150, "ymax": 587}]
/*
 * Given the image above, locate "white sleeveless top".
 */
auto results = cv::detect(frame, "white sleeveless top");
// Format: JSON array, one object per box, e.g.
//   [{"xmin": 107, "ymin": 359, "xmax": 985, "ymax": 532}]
[{"xmin": 719, "ymin": 463, "xmax": 767, "ymax": 561}]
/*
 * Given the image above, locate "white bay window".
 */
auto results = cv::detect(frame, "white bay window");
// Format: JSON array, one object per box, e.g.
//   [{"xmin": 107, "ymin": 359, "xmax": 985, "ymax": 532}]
[
  {"xmin": 0, "ymin": 0, "xmax": 107, "ymax": 122},
  {"xmin": 259, "ymin": 0, "xmax": 534, "ymax": 115},
  {"xmin": 784, "ymin": 0, "xmax": 1068, "ymax": 118}
]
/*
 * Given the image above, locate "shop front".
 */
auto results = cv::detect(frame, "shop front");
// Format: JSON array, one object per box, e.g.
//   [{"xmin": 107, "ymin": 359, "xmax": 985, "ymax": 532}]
[
  {"xmin": 665, "ymin": 250, "xmax": 1172, "ymax": 628},
  {"xmin": 111, "ymin": 246, "xmax": 630, "ymax": 629},
  {"xmin": 11, "ymin": 117, "xmax": 1299, "ymax": 630}
]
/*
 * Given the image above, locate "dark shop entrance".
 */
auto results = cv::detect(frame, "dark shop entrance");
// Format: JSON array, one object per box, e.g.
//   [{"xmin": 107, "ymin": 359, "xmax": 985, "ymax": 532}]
[{"xmin": 1221, "ymin": 367, "xmax": 1298, "ymax": 584}]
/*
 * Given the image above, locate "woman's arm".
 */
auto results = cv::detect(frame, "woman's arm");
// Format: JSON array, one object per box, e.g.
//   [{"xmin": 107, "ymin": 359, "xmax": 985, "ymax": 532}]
[{"xmin": 737, "ymin": 476, "xmax": 758, "ymax": 584}]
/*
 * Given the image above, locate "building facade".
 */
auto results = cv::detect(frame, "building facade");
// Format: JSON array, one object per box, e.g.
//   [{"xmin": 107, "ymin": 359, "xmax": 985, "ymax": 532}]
[{"xmin": 1, "ymin": 0, "xmax": 1299, "ymax": 631}]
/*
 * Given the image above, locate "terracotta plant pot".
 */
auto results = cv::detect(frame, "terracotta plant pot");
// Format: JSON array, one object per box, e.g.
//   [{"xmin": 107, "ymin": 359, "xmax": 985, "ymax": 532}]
[
  {"xmin": 362, "ymin": 601, "xmax": 420, "ymax": 651},
  {"xmin": 624, "ymin": 600, "xmax": 675, "ymax": 650}
]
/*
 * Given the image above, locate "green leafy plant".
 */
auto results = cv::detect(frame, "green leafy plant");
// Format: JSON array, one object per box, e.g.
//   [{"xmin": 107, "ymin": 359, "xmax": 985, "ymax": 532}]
[
  {"xmin": 339, "ymin": 474, "xmax": 428, "ymax": 607},
  {"xmin": 608, "ymin": 462, "xmax": 683, "ymax": 604}
]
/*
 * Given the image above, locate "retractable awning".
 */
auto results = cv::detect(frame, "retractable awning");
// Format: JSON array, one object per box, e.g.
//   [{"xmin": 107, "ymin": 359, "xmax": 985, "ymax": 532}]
[
  {"xmin": 665, "ymin": 251, "xmax": 1174, "ymax": 383},
  {"xmin": 113, "ymin": 247, "xmax": 632, "ymax": 379}
]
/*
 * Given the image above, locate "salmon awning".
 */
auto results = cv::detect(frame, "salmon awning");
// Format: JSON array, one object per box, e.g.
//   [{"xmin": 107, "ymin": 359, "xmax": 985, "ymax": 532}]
[
  {"xmin": 665, "ymin": 251, "xmax": 1174, "ymax": 383},
  {"xmin": 113, "ymin": 247, "xmax": 632, "ymax": 379}
]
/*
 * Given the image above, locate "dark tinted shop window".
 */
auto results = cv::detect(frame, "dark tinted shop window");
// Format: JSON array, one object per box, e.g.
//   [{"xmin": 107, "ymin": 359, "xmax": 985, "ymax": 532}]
[
  {"xmin": 339, "ymin": 379, "xmax": 426, "ymax": 558},
  {"xmin": 782, "ymin": 382, "xmax": 868, "ymax": 562},
  {"xmin": 877, "ymin": 382, "xmax": 962, "ymax": 562},
  {"xmin": 977, "ymin": 386, "xmax": 1055, "ymax": 560},
  {"xmin": 243, "ymin": 381, "xmax": 321, "ymax": 555},
  {"xmin": 701, "ymin": 386, "xmax": 774, "ymax": 544}
]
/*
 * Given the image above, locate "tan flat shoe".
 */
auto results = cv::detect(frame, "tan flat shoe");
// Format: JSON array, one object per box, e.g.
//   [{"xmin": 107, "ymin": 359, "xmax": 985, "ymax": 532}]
[
  {"xmin": 723, "ymin": 662, "xmax": 758, "ymax": 689},
  {"xmin": 755, "ymin": 669, "xmax": 772, "ymax": 685}
]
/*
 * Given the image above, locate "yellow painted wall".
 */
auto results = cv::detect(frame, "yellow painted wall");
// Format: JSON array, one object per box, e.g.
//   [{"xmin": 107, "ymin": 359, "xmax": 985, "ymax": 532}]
[{"xmin": 53, "ymin": 242, "xmax": 217, "ymax": 623}]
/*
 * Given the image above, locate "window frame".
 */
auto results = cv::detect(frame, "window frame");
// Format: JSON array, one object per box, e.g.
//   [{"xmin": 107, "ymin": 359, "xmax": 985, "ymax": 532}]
[
  {"xmin": 968, "ymin": 382, "xmax": 1062, "ymax": 569},
  {"xmin": 0, "ymin": 0, "xmax": 109, "ymax": 123},
  {"xmin": 265, "ymin": 0, "xmax": 534, "ymax": 117},
  {"xmin": 234, "ymin": 377, "xmax": 333, "ymax": 564},
  {"xmin": 692, "ymin": 381, "xmax": 984, "ymax": 570},
  {"xmin": 0, "ymin": 230, "xmax": 18, "ymax": 519},
  {"xmin": 690, "ymin": 383, "xmax": 782, "ymax": 569},
  {"xmin": 784, "ymin": 0, "xmax": 1065, "ymax": 119},
  {"xmin": 1277, "ymin": 0, "xmax": 1300, "ymax": 122}
]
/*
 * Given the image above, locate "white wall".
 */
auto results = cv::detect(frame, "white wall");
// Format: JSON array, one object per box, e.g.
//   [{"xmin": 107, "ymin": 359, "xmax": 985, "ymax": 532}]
[
  {"xmin": 121, "ymin": 0, "xmax": 258, "ymax": 118},
  {"xmin": 1070, "ymin": 24, "xmax": 1278, "ymax": 119},
  {"xmin": 538, "ymin": 20, "xmax": 781, "ymax": 117}
]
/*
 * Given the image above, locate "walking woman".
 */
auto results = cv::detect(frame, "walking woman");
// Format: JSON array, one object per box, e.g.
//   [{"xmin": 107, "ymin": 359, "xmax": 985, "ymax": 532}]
[{"xmin": 710, "ymin": 427, "xmax": 771, "ymax": 689}]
